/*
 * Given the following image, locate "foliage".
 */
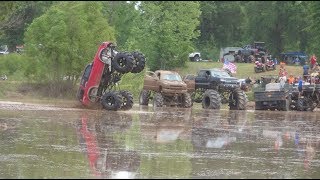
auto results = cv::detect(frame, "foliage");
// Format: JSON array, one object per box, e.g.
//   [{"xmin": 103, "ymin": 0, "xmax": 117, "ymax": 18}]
[
  {"xmin": 23, "ymin": 2, "xmax": 115, "ymax": 83},
  {"xmin": 130, "ymin": 1, "xmax": 201, "ymax": 71}
]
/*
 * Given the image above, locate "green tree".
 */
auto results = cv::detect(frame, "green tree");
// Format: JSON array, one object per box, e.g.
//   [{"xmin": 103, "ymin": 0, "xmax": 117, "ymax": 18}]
[
  {"xmin": 0, "ymin": 1, "xmax": 55, "ymax": 51},
  {"xmin": 131, "ymin": 1, "xmax": 201, "ymax": 71},
  {"xmin": 24, "ymin": 2, "xmax": 115, "ymax": 84}
]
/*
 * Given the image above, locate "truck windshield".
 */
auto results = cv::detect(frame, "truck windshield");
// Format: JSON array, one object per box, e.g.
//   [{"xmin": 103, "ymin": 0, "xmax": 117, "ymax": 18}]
[
  {"xmin": 162, "ymin": 74, "xmax": 182, "ymax": 81},
  {"xmin": 210, "ymin": 70, "xmax": 231, "ymax": 78}
]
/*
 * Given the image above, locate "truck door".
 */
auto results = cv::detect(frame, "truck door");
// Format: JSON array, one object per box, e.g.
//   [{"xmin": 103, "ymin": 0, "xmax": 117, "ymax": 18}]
[
  {"xmin": 195, "ymin": 70, "xmax": 210, "ymax": 88},
  {"xmin": 183, "ymin": 74, "xmax": 195, "ymax": 92},
  {"xmin": 143, "ymin": 71, "xmax": 159, "ymax": 91}
]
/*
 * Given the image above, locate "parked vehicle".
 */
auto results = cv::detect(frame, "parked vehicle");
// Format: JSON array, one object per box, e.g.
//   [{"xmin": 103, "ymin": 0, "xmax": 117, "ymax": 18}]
[
  {"xmin": 189, "ymin": 52, "xmax": 201, "ymax": 62},
  {"xmin": 139, "ymin": 70, "xmax": 192, "ymax": 108},
  {"xmin": 77, "ymin": 41, "xmax": 146, "ymax": 111},
  {"xmin": 0, "ymin": 45, "xmax": 9, "ymax": 55},
  {"xmin": 184, "ymin": 68, "xmax": 247, "ymax": 110}
]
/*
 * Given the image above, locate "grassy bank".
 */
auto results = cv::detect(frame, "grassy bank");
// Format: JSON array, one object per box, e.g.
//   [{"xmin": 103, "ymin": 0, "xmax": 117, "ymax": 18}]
[{"xmin": 0, "ymin": 61, "xmax": 303, "ymax": 104}]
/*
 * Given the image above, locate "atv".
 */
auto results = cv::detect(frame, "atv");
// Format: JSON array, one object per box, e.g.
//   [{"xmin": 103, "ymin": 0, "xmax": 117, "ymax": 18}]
[{"xmin": 254, "ymin": 59, "xmax": 265, "ymax": 73}]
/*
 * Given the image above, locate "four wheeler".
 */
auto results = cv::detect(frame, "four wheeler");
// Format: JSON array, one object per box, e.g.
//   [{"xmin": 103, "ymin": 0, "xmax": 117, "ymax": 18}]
[
  {"xmin": 254, "ymin": 59, "xmax": 266, "ymax": 73},
  {"xmin": 264, "ymin": 58, "xmax": 276, "ymax": 71},
  {"xmin": 77, "ymin": 41, "xmax": 146, "ymax": 111},
  {"xmin": 139, "ymin": 70, "xmax": 192, "ymax": 108}
]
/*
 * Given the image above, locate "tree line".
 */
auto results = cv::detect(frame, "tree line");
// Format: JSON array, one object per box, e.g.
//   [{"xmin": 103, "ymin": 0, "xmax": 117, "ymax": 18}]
[{"xmin": 0, "ymin": 1, "xmax": 319, "ymax": 84}]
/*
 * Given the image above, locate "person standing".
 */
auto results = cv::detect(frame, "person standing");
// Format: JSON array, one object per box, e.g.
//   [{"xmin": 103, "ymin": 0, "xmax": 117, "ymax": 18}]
[
  {"xmin": 303, "ymin": 61, "xmax": 310, "ymax": 82},
  {"xmin": 310, "ymin": 54, "xmax": 317, "ymax": 69}
]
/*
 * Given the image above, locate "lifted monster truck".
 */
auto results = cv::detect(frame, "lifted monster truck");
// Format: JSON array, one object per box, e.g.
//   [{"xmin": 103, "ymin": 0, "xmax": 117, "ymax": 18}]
[
  {"xmin": 77, "ymin": 41, "xmax": 146, "ymax": 111},
  {"xmin": 253, "ymin": 76, "xmax": 320, "ymax": 111},
  {"xmin": 290, "ymin": 83, "xmax": 320, "ymax": 111},
  {"xmin": 139, "ymin": 70, "xmax": 192, "ymax": 108},
  {"xmin": 184, "ymin": 68, "xmax": 247, "ymax": 110}
]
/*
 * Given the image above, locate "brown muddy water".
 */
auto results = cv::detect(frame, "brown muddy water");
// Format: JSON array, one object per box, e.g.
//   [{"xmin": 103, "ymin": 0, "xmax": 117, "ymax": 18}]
[{"xmin": 0, "ymin": 102, "xmax": 320, "ymax": 179}]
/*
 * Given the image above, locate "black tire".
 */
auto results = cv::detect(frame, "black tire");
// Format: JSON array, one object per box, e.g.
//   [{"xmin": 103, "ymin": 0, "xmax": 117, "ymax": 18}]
[
  {"xmin": 101, "ymin": 91, "xmax": 123, "ymax": 111},
  {"xmin": 131, "ymin": 51, "xmax": 146, "ymax": 73},
  {"xmin": 139, "ymin": 89, "xmax": 150, "ymax": 105},
  {"xmin": 296, "ymin": 98, "xmax": 307, "ymax": 111},
  {"xmin": 281, "ymin": 98, "xmax": 290, "ymax": 111},
  {"xmin": 119, "ymin": 90, "xmax": 134, "ymax": 110},
  {"xmin": 181, "ymin": 93, "xmax": 192, "ymax": 108},
  {"xmin": 229, "ymin": 89, "xmax": 247, "ymax": 110},
  {"xmin": 202, "ymin": 89, "xmax": 221, "ymax": 109},
  {"xmin": 112, "ymin": 52, "xmax": 134, "ymax": 73},
  {"xmin": 194, "ymin": 55, "xmax": 200, "ymax": 62},
  {"xmin": 153, "ymin": 92, "xmax": 164, "ymax": 107},
  {"xmin": 255, "ymin": 101, "xmax": 262, "ymax": 110},
  {"xmin": 254, "ymin": 67, "xmax": 259, "ymax": 73}
]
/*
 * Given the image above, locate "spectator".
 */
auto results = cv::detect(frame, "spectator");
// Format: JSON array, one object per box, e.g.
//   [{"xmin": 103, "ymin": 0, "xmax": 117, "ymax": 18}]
[
  {"xmin": 288, "ymin": 74, "xmax": 295, "ymax": 84},
  {"xmin": 273, "ymin": 57, "xmax": 278, "ymax": 65},
  {"xmin": 303, "ymin": 61, "xmax": 310, "ymax": 81},
  {"xmin": 310, "ymin": 54, "xmax": 317, "ymax": 69},
  {"xmin": 298, "ymin": 76, "xmax": 303, "ymax": 96},
  {"xmin": 279, "ymin": 68, "xmax": 288, "ymax": 88}
]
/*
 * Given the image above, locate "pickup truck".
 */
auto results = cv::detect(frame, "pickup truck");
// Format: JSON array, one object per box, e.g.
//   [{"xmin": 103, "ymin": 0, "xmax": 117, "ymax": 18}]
[{"xmin": 184, "ymin": 68, "xmax": 247, "ymax": 110}]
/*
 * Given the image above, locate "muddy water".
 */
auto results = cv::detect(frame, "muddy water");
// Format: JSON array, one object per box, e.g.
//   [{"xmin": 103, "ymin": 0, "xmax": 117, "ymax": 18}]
[{"xmin": 0, "ymin": 103, "xmax": 320, "ymax": 179}]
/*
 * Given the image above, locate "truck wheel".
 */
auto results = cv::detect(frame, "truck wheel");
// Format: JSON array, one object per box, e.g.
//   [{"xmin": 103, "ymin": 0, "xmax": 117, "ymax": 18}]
[
  {"xmin": 281, "ymin": 98, "xmax": 290, "ymax": 111},
  {"xmin": 254, "ymin": 67, "xmax": 259, "ymax": 73},
  {"xmin": 120, "ymin": 90, "xmax": 134, "ymax": 110},
  {"xmin": 131, "ymin": 51, "xmax": 146, "ymax": 73},
  {"xmin": 139, "ymin": 90, "xmax": 150, "ymax": 105},
  {"xmin": 296, "ymin": 98, "xmax": 307, "ymax": 111},
  {"xmin": 181, "ymin": 93, "xmax": 192, "ymax": 108},
  {"xmin": 255, "ymin": 102, "xmax": 262, "ymax": 110},
  {"xmin": 153, "ymin": 92, "xmax": 164, "ymax": 107},
  {"xmin": 194, "ymin": 55, "xmax": 200, "ymax": 62},
  {"xmin": 112, "ymin": 52, "xmax": 134, "ymax": 73},
  {"xmin": 202, "ymin": 90, "xmax": 221, "ymax": 109},
  {"xmin": 101, "ymin": 91, "xmax": 123, "ymax": 111},
  {"xmin": 229, "ymin": 89, "xmax": 247, "ymax": 110}
]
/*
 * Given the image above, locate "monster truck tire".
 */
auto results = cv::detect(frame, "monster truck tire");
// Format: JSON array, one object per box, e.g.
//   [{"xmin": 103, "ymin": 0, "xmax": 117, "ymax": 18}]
[
  {"xmin": 153, "ymin": 92, "xmax": 164, "ymax": 107},
  {"xmin": 296, "ymin": 98, "xmax": 309, "ymax": 111},
  {"xmin": 202, "ymin": 89, "xmax": 221, "ymax": 109},
  {"xmin": 131, "ymin": 51, "xmax": 146, "ymax": 73},
  {"xmin": 255, "ymin": 101, "xmax": 263, "ymax": 110},
  {"xmin": 139, "ymin": 90, "xmax": 150, "ymax": 105},
  {"xmin": 281, "ymin": 98, "xmax": 290, "ymax": 111},
  {"xmin": 181, "ymin": 92, "xmax": 193, "ymax": 108},
  {"xmin": 229, "ymin": 89, "xmax": 247, "ymax": 110},
  {"xmin": 119, "ymin": 90, "xmax": 134, "ymax": 110},
  {"xmin": 101, "ymin": 91, "xmax": 123, "ymax": 111},
  {"xmin": 112, "ymin": 52, "xmax": 134, "ymax": 73}
]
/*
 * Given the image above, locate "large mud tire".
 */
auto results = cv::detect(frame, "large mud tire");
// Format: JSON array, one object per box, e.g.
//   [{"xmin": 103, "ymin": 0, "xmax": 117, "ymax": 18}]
[
  {"xmin": 131, "ymin": 51, "xmax": 146, "ymax": 73},
  {"xmin": 101, "ymin": 91, "xmax": 123, "ymax": 111},
  {"xmin": 229, "ymin": 89, "xmax": 247, "ymax": 110},
  {"xmin": 139, "ymin": 90, "xmax": 150, "ymax": 106},
  {"xmin": 202, "ymin": 90, "xmax": 221, "ymax": 109},
  {"xmin": 119, "ymin": 90, "xmax": 134, "ymax": 110},
  {"xmin": 181, "ymin": 93, "xmax": 192, "ymax": 108},
  {"xmin": 255, "ymin": 102, "xmax": 262, "ymax": 110},
  {"xmin": 281, "ymin": 96, "xmax": 291, "ymax": 111},
  {"xmin": 153, "ymin": 92, "xmax": 164, "ymax": 107},
  {"xmin": 112, "ymin": 52, "xmax": 134, "ymax": 73}
]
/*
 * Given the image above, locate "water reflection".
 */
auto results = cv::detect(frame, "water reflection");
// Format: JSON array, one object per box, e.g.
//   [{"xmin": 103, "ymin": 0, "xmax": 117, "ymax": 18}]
[
  {"xmin": 0, "ymin": 108, "xmax": 320, "ymax": 178},
  {"xmin": 77, "ymin": 112, "xmax": 140, "ymax": 179}
]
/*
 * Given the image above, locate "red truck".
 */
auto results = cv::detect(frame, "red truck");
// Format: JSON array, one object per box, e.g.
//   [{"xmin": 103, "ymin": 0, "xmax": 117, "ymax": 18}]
[{"xmin": 77, "ymin": 41, "xmax": 146, "ymax": 111}]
